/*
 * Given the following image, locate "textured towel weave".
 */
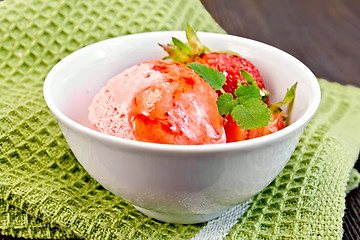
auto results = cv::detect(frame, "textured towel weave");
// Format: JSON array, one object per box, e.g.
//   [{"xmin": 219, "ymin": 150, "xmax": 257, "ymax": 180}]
[{"xmin": 1, "ymin": 0, "xmax": 360, "ymax": 239}]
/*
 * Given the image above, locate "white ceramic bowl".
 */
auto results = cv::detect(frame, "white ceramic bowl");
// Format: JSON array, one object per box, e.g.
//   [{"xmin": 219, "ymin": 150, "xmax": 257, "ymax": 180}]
[{"xmin": 43, "ymin": 31, "xmax": 321, "ymax": 224}]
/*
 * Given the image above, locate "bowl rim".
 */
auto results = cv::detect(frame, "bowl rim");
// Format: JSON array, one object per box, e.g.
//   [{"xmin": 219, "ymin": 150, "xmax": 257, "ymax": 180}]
[{"xmin": 43, "ymin": 31, "xmax": 321, "ymax": 153}]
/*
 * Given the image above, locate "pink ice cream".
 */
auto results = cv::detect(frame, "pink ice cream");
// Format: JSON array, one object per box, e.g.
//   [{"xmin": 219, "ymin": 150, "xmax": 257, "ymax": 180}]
[{"xmin": 88, "ymin": 60, "xmax": 226, "ymax": 145}]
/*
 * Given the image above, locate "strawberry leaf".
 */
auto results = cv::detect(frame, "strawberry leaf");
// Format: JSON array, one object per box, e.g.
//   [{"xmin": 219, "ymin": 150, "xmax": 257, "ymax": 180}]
[
  {"xmin": 188, "ymin": 63, "xmax": 226, "ymax": 91},
  {"xmin": 234, "ymin": 85, "xmax": 261, "ymax": 104},
  {"xmin": 172, "ymin": 37, "xmax": 192, "ymax": 55},
  {"xmin": 213, "ymin": 50, "xmax": 239, "ymax": 56},
  {"xmin": 231, "ymin": 98, "xmax": 271, "ymax": 130},
  {"xmin": 159, "ymin": 25, "xmax": 208, "ymax": 64},
  {"xmin": 217, "ymin": 93, "xmax": 237, "ymax": 116},
  {"xmin": 185, "ymin": 24, "xmax": 208, "ymax": 55},
  {"xmin": 240, "ymin": 69, "xmax": 256, "ymax": 85},
  {"xmin": 270, "ymin": 82, "xmax": 297, "ymax": 112}
]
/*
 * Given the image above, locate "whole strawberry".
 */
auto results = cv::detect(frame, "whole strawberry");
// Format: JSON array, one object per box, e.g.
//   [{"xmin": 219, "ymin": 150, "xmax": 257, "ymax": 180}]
[
  {"xmin": 159, "ymin": 25, "xmax": 268, "ymax": 98},
  {"xmin": 159, "ymin": 25, "xmax": 296, "ymax": 142},
  {"xmin": 196, "ymin": 52, "xmax": 266, "ymax": 95}
]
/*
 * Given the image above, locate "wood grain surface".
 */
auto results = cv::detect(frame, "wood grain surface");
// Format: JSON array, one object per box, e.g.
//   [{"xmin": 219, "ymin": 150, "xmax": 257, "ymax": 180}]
[{"xmin": 200, "ymin": 0, "xmax": 360, "ymax": 239}]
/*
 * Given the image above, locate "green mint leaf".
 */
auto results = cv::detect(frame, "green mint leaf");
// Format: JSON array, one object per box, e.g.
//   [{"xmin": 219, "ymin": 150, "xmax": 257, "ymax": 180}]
[
  {"xmin": 270, "ymin": 82, "xmax": 297, "ymax": 110},
  {"xmin": 231, "ymin": 98, "xmax": 271, "ymax": 130},
  {"xmin": 240, "ymin": 69, "xmax": 256, "ymax": 85},
  {"xmin": 217, "ymin": 93, "xmax": 237, "ymax": 116},
  {"xmin": 188, "ymin": 63, "xmax": 226, "ymax": 90},
  {"xmin": 234, "ymin": 85, "xmax": 261, "ymax": 104}
]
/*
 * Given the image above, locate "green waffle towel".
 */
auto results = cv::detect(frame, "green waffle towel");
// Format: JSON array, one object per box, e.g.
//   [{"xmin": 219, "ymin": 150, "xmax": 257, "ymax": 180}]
[{"xmin": 1, "ymin": 0, "xmax": 360, "ymax": 239}]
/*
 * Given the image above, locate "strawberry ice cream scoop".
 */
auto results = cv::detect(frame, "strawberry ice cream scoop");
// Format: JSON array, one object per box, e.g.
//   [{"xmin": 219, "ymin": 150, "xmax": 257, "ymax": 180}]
[{"xmin": 88, "ymin": 60, "xmax": 226, "ymax": 145}]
